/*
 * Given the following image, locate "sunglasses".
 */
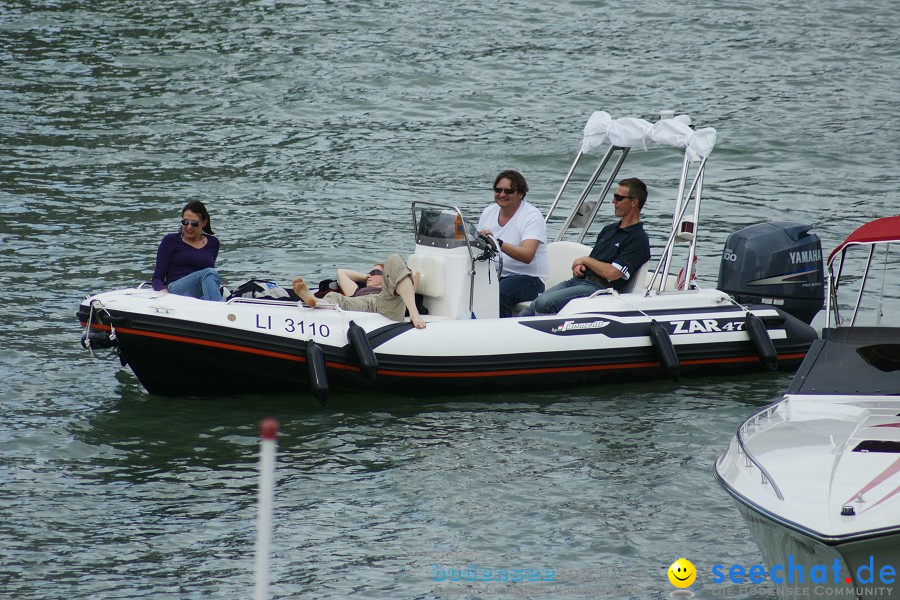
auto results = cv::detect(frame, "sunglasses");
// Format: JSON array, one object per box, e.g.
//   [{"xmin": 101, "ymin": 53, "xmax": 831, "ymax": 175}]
[
  {"xmin": 493, "ymin": 187, "xmax": 516, "ymax": 195},
  {"xmin": 181, "ymin": 218, "xmax": 202, "ymax": 228},
  {"xmin": 368, "ymin": 269, "xmax": 383, "ymax": 277},
  {"xmin": 612, "ymin": 194, "xmax": 634, "ymax": 202}
]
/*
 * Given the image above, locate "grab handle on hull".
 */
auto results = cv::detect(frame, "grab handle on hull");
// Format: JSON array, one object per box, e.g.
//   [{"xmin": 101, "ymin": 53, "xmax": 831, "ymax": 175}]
[
  {"xmin": 649, "ymin": 320, "xmax": 680, "ymax": 381},
  {"xmin": 745, "ymin": 313, "xmax": 777, "ymax": 371},
  {"xmin": 306, "ymin": 340, "xmax": 329, "ymax": 406},
  {"xmin": 347, "ymin": 321, "xmax": 378, "ymax": 381},
  {"xmin": 105, "ymin": 315, "xmax": 129, "ymax": 326}
]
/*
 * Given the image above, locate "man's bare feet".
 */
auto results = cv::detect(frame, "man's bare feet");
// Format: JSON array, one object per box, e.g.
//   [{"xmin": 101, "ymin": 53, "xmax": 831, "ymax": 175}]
[{"xmin": 291, "ymin": 276, "xmax": 317, "ymax": 307}]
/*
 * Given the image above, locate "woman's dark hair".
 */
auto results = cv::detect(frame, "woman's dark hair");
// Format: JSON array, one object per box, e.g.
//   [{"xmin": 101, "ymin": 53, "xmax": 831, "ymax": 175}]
[
  {"xmin": 181, "ymin": 200, "xmax": 214, "ymax": 234},
  {"xmin": 494, "ymin": 170, "xmax": 529, "ymax": 197}
]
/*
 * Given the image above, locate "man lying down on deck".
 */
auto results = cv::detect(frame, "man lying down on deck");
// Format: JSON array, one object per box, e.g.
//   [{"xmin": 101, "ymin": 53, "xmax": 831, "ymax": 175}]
[{"xmin": 292, "ymin": 254, "xmax": 426, "ymax": 329}]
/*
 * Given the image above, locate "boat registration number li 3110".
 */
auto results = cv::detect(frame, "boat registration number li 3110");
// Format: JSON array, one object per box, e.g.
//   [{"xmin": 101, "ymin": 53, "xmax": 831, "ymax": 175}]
[{"xmin": 254, "ymin": 314, "xmax": 333, "ymax": 338}]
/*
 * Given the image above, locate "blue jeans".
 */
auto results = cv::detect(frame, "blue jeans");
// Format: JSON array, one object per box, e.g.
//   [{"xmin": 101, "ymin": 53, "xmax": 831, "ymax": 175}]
[
  {"xmin": 168, "ymin": 267, "xmax": 223, "ymax": 301},
  {"xmin": 498, "ymin": 274, "xmax": 545, "ymax": 318},
  {"xmin": 518, "ymin": 277, "xmax": 604, "ymax": 316}
]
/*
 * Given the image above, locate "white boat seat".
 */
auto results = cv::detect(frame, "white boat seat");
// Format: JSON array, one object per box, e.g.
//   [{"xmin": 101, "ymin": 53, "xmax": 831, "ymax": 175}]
[
  {"xmin": 512, "ymin": 257, "xmax": 651, "ymax": 314},
  {"xmin": 407, "ymin": 254, "xmax": 446, "ymax": 298},
  {"xmin": 618, "ymin": 260, "xmax": 650, "ymax": 294},
  {"xmin": 511, "ymin": 241, "xmax": 591, "ymax": 314},
  {"xmin": 513, "ymin": 241, "xmax": 599, "ymax": 313},
  {"xmin": 544, "ymin": 240, "xmax": 592, "ymax": 289}
]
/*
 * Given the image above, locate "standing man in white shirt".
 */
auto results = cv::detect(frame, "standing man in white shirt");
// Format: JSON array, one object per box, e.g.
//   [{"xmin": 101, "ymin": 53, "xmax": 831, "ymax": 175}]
[{"xmin": 477, "ymin": 170, "xmax": 549, "ymax": 317}]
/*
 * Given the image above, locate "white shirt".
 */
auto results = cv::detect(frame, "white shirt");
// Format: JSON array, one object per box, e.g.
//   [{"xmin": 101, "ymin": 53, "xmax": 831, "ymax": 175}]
[{"xmin": 478, "ymin": 200, "xmax": 549, "ymax": 282}]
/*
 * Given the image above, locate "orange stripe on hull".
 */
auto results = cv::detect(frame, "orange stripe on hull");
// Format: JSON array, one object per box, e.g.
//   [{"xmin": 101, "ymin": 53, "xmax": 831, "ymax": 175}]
[{"xmin": 86, "ymin": 323, "xmax": 307, "ymax": 363}]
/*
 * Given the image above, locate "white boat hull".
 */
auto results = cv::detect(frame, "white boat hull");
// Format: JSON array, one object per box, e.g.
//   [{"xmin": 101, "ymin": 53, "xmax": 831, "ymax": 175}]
[
  {"xmin": 732, "ymin": 500, "xmax": 900, "ymax": 599},
  {"xmin": 716, "ymin": 387, "xmax": 900, "ymax": 598}
]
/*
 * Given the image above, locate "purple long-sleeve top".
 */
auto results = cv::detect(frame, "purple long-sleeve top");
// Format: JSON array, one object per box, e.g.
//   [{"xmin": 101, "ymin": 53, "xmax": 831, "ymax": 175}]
[{"xmin": 151, "ymin": 232, "xmax": 221, "ymax": 291}]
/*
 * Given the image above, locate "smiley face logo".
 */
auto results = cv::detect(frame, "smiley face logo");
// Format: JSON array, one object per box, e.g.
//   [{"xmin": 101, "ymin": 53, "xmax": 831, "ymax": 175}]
[{"xmin": 668, "ymin": 558, "xmax": 696, "ymax": 588}]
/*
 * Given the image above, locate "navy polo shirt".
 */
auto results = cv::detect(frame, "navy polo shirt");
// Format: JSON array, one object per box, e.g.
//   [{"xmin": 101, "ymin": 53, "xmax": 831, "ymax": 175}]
[{"xmin": 587, "ymin": 221, "xmax": 651, "ymax": 291}]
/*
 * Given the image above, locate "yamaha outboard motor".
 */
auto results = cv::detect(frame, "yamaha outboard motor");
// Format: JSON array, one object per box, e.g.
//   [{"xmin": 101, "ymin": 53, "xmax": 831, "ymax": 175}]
[{"xmin": 718, "ymin": 222, "xmax": 824, "ymax": 324}]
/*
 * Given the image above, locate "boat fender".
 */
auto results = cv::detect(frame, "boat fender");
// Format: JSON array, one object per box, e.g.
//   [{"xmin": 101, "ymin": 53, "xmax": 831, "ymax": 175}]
[
  {"xmin": 649, "ymin": 320, "xmax": 680, "ymax": 381},
  {"xmin": 347, "ymin": 320, "xmax": 378, "ymax": 381},
  {"xmin": 745, "ymin": 313, "xmax": 777, "ymax": 371},
  {"xmin": 80, "ymin": 330, "xmax": 116, "ymax": 350},
  {"xmin": 306, "ymin": 340, "xmax": 329, "ymax": 406}
]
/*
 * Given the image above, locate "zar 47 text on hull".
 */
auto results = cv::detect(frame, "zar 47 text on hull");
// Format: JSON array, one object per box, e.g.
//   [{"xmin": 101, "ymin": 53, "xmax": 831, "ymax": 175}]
[
  {"xmin": 716, "ymin": 216, "xmax": 900, "ymax": 599},
  {"xmin": 79, "ymin": 111, "xmax": 822, "ymax": 403}
]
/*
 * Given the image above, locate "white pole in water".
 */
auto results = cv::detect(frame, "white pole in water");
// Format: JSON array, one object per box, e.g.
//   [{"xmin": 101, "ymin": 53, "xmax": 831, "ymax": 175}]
[{"xmin": 254, "ymin": 418, "xmax": 279, "ymax": 600}]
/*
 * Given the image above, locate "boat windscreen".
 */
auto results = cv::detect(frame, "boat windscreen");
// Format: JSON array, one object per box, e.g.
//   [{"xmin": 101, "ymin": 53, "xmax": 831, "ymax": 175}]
[
  {"xmin": 415, "ymin": 208, "xmax": 470, "ymax": 249},
  {"xmin": 853, "ymin": 440, "xmax": 900, "ymax": 453},
  {"xmin": 857, "ymin": 344, "xmax": 900, "ymax": 373}
]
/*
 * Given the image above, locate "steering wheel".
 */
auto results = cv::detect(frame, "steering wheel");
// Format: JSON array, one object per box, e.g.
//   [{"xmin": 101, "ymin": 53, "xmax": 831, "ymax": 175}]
[{"xmin": 475, "ymin": 232, "xmax": 503, "ymax": 274}]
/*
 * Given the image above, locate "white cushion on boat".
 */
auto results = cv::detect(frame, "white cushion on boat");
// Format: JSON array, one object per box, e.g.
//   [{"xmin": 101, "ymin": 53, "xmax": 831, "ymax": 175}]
[
  {"xmin": 618, "ymin": 260, "xmax": 650, "ymax": 293},
  {"xmin": 545, "ymin": 240, "xmax": 592, "ymax": 288},
  {"xmin": 511, "ymin": 241, "xmax": 593, "ymax": 314},
  {"xmin": 545, "ymin": 240, "xmax": 649, "ymax": 293},
  {"xmin": 512, "ymin": 256, "xmax": 651, "ymax": 314},
  {"xmin": 407, "ymin": 254, "xmax": 445, "ymax": 298}
]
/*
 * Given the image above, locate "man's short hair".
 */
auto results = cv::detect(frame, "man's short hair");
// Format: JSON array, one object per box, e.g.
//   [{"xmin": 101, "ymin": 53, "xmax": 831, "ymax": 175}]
[{"xmin": 619, "ymin": 177, "xmax": 648, "ymax": 210}]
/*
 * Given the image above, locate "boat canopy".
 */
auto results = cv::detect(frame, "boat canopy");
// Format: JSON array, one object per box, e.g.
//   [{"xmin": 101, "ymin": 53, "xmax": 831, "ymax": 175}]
[
  {"xmin": 546, "ymin": 110, "xmax": 718, "ymax": 291},
  {"xmin": 825, "ymin": 215, "xmax": 900, "ymax": 328},
  {"xmin": 827, "ymin": 215, "xmax": 900, "ymax": 266},
  {"xmin": 580, "ymin": 111, "xmax": 717, "ymax": 162}
]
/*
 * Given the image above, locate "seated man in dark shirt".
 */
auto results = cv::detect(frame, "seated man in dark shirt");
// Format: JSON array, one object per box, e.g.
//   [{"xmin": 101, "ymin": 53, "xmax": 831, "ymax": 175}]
[{"xmin": 519, "ymin": 177, "xmax": 651, "ymax": 316}]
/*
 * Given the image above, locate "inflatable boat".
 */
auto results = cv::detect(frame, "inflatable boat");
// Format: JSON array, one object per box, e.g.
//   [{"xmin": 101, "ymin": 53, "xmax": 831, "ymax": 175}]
[{"xmin": 78, "ymin": 111, "xmax": 821, "ymax": 403}]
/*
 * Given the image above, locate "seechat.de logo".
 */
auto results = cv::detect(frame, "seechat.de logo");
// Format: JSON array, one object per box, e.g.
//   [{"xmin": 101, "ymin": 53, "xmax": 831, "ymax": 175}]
[{"xmin": 711, "ymin": 555, "xmax": 896, "ymax": 586}]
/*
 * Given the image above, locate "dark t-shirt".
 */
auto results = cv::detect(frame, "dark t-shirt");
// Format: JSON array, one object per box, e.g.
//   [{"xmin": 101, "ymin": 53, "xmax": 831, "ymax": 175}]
[
  {"xmin": 152, "ymin": 232, "xmax": 220, "ymax": 290},
  {"xmin": 352, "ymin": 285, "xmax": 381, "ymax": 297},
  {"xmin": 588, "ymin": 222, "xmax": 651, "ymax": 291}
]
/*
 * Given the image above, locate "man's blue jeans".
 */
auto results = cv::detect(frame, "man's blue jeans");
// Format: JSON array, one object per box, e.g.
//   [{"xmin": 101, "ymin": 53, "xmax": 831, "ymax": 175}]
[
  {"xmin": 518, "ymin": 277, "xmax": 604, "ymax": 316},
  {"xmin": 498, "ymin": 274, "xmax": 545, "ymax": 318},
  {"xmin": 167, "ymin": 267, "xmax": 223, "ymax": 301}
]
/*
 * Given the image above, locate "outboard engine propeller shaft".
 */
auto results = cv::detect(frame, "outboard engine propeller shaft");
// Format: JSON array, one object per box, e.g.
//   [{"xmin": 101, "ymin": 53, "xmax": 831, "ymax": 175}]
[{"xmin": 718, "ymin": 222, "xmax": 824, "ymax": 325}]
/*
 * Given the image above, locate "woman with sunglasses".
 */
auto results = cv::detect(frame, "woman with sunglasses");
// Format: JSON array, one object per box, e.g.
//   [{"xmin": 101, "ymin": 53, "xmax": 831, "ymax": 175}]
[
  {"xmin": 477, "ymin": 170, "xmax": 549, "ymax": 317},
  {"xmin": 151, "ymin": 200, "xmax": 223, "ymax": 301}
]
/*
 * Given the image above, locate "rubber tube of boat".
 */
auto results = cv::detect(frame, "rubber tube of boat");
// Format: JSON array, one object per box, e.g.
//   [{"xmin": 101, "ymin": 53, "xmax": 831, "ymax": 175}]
[
  {"xmin": 347, "ymin": 320, "xmax": 378, "ymax": 381},
  {"xmin": 745, "ymin": 313, "xmax": 778, "ymax": 371},
  {"xmin": 649, "ymin": 320, "xmax": 680, "ymax": 381},
  {"xmin": 306, "ymin": 339, "xmax": 329, "ymax": 406}
]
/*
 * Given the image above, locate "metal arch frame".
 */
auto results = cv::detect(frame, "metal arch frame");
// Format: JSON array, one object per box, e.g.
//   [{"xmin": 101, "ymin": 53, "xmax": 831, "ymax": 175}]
[
  {"xmin": 826, "ymin": 241, "xmax": 892, "ymax": 328},
  {"xmin": 545, "ymin": 142, "xmax": 709, "ymax": 295}
]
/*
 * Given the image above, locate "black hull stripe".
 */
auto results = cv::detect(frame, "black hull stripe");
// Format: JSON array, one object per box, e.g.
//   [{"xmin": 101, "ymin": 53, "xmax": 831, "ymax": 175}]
[{"xmin": 85, "ymin": 322, "xmax": 808, "ymax": 378}]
